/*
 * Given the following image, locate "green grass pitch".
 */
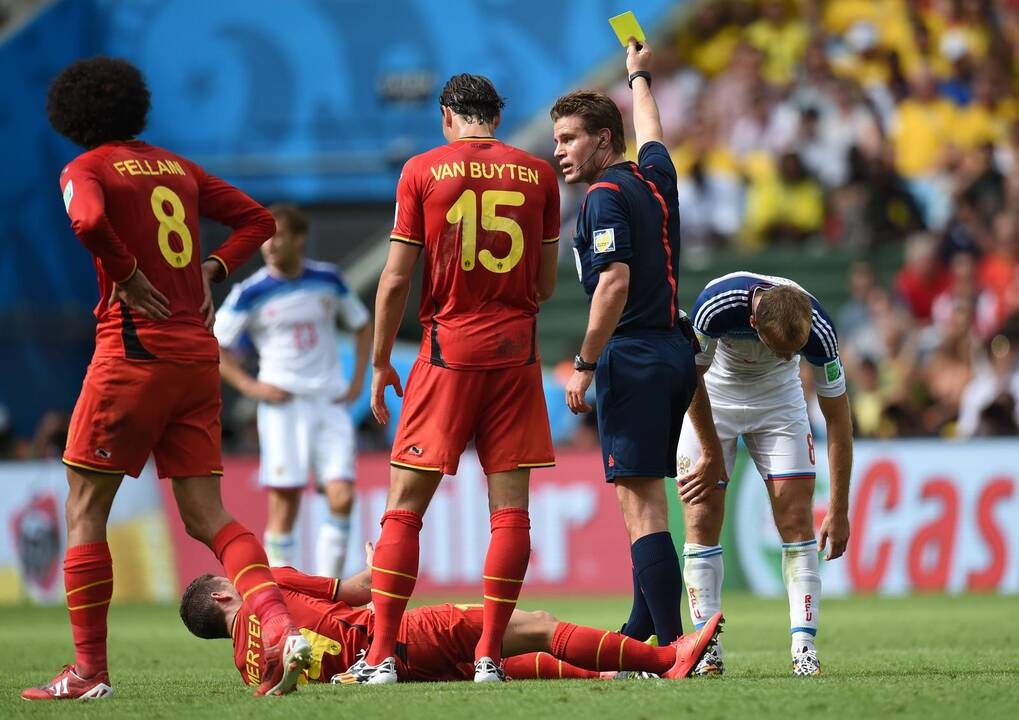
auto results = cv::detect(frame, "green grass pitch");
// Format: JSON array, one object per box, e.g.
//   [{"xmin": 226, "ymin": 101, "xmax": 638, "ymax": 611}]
[{"xmin": 2, "ymin": 593, "xmax": 1016, "ymax": 719}]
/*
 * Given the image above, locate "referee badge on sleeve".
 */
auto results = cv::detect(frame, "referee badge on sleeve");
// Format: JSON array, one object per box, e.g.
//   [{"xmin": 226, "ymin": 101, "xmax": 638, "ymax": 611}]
[{"xmin": 593, "ymin": 228, "xmax": 616, "ymax": 254}]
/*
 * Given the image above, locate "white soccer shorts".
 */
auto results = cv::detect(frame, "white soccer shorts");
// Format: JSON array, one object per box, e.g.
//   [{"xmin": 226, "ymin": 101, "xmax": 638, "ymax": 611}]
[
  {"xmin": 676, "ymin": 395, "xmax": 817, "ymax": 483},
  {"xmin": 257, "ymin": 395, "xmax": 356, "ymax": 488}
]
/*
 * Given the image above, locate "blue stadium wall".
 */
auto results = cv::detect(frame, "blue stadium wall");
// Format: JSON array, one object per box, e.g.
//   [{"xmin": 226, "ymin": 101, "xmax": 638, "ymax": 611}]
[{"xmin": 0, "ymin": 0, "xmax": 680, "ymax": 434}]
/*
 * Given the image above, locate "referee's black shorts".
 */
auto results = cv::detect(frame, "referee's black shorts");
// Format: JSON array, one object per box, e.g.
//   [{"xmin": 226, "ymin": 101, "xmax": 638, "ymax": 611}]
[{"xmin": 594, "ymin": 328, "xmax": 696, "ymax": 482}]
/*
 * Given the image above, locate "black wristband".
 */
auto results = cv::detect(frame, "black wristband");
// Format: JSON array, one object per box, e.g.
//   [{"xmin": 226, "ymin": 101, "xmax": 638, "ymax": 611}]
[{"xmin": 628, "ymin": 71, "xmax": 652, "ymax": 89}]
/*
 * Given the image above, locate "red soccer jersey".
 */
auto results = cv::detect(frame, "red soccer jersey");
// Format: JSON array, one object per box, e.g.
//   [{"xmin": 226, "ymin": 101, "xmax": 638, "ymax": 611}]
[
  {"xmin": 231, "ymin": 568, "xmax": 374, "ymax": 686},
  {"xmin": 59, "ymin": 140, "xmax": 274, "ymax": 361},
  {"xmin": 391, "ymin": 137, "xmax": 559, "ymax": 369}
]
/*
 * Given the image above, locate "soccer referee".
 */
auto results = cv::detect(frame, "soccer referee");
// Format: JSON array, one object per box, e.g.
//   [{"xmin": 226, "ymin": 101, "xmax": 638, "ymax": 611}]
[{"xmin": 551, "ymin": 39, "xmax": 726, "ymax": 644}]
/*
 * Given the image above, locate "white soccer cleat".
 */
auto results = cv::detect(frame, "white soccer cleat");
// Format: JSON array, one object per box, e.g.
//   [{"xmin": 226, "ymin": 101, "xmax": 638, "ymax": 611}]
[
  {"xmin": 331, "ymin": 650, "xmax": 398, "ymax": 685},
  {"xmin": 473, "ymin": 657, "xmax": 507, "ymax": 683},
  {"xmin": 792, "ymin": 646, "xmax": 821, "ymax": 677},
  {"xmin": 692, "ymin": 643, "xmax": 724, "ymax": 676}
]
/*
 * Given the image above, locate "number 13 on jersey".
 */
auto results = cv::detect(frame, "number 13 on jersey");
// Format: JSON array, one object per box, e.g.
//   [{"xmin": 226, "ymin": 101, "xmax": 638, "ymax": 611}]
[{"xmin": 445, "ymin": 189, "xmax": 525, "ymax": 274}]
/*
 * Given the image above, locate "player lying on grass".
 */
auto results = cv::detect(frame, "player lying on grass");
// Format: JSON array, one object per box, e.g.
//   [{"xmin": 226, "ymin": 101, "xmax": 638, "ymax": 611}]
[{"xmin": 179, "ymin": 546, "xmax": 723, "ymax": 685}]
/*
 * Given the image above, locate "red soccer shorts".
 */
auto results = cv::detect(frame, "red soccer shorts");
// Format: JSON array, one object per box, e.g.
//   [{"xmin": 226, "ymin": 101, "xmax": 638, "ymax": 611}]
[
  {"xmin": 399, "ymin": 604, "xmax": 485, "ymax": 681},
  {"xmin": 390, "ymin": 359, "xmax": 554, "ymax": 475},
  {"xmin": 63, "ymin": 358, "xmax": 224, "ymax": 479}
]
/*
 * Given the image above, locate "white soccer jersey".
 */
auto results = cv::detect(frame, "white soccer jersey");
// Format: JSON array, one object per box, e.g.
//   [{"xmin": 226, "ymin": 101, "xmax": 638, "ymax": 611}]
[
  {"xmin": 214, "ymin": 261, "xmax": 369, "ymax": 396},
  {"xmin": 690, "ymin": 271, "xmax": 846, "ymax": 404}
]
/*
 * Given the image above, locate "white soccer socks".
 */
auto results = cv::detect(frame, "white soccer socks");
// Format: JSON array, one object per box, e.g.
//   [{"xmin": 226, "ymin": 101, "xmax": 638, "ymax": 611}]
[
  {"xmin": 316, "ymin": 513, "xmax": 351, "ymax": 578},
  {"xmin": 683, "ymin": 543, "xmax": 724, "ymax": 654},
  {"xmin": 782, "ymin": 540, "xmax": 821, "ymax": 655},
  {"xmin": 263, "ymin": 531, "xmax": 295, "ymax": 567}
]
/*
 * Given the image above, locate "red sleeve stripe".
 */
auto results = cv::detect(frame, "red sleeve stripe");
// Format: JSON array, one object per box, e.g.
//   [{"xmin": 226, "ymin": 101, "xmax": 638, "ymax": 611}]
[
  {"xmin": 628, "ymin": 165, "xmax": 677, "ymax": 327},
  {"xmin": 588, "ymin": 181, "xmax": 621, "ymax": 193}
]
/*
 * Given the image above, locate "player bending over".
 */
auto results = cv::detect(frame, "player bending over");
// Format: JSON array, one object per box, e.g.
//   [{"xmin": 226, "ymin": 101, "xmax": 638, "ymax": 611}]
[
  {"xmin": 676, "ymin": 272, "xmax": 852, "ymax": 677},
  {"xmin": 179, "ymin": 552, "xmax": 723, "ymax": 685},
  {"xmin": 23, "ymin": 57, "xmax": 310, "ymax": 700}
]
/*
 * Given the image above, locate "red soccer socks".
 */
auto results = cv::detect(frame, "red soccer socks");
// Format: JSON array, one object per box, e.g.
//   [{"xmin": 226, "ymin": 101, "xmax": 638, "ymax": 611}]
[
  {"xmin": 551, "ymin": 622, "xmax": 676, "ymax": 675},
  {"xmin": 64, "ymin": 543, "xmax": 114, "ymax": 677},
  {"xmin": 503, "ymin": 652, "xmax": 600, "ymax": 679},
  {"xmin": 476, "ymin": 507, "xmax": 531, "ymax": 663},
  {"xmin": 365, "ymin": 510, "xmax": 423, "ymax": 665},
  {"xmin": 211, "ymin": 521, "xmax": 290, "ymax": 644}
]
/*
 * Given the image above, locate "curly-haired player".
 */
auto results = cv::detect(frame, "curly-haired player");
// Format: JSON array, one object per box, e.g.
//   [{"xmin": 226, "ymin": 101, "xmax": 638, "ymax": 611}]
[{"xmin": 22, "ymin": 57, "xmax": 311, "ymax": 701}]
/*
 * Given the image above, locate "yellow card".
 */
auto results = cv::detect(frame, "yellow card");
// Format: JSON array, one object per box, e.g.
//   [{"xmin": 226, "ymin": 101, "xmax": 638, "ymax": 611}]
[{"xmin": 608, "ymin": 11, "xmax": 646, "ymax": 47}]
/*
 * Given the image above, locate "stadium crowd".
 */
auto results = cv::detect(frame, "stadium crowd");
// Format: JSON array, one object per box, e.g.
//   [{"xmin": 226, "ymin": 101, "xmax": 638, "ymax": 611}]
[{"xmin": 588, "ymin": 0, "xmax": 1019, "ymax": 440}]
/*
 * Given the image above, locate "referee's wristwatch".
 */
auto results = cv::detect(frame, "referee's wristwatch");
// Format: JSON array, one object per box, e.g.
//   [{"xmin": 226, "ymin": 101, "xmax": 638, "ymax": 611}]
[{"xmin": 573, "ymin": 354, "xmax": 597, "ymax": 372}]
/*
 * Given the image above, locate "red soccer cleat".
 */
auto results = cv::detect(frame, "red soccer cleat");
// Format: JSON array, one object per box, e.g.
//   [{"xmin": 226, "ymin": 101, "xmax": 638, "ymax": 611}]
[
  {"xmin": 662, "ymin": 612, "xmax": 725, "ymax": 679},
  {"xmin": 21, "ymin": 664, "xmax": 113, "ymax": 701},
  {"xmin": 254, "ymin": 627, "xmax": 312, "ymax": 697}
]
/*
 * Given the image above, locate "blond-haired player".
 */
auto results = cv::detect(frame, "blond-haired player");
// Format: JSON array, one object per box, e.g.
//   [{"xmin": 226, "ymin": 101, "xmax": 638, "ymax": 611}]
[{"xmin": 675, "ymin": 272, "xmax": 853, "ymax": 677}]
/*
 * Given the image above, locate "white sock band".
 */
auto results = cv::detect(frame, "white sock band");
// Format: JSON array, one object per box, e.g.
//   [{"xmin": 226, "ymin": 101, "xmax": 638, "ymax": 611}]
[
  {"xmin": 683, "ymin": 544, "xmax": 724, "ymax": 633},
  {"xmin": 782, "ymin": 539, "xmax": 820, "ymax": 651}
]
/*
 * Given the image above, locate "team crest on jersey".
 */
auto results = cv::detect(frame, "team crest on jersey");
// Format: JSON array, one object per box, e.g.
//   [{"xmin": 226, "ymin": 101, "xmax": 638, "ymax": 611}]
[
  {"xmin": 593, "ymin": 228, "xmax": 616, "ymax": 254},
  {"xmin": 677, "ymin": 455, "xmax": 692, "ymax": 476},
  {"xmin": 824, "ymin": 359, "xmax": 842, "ymax": 383}
]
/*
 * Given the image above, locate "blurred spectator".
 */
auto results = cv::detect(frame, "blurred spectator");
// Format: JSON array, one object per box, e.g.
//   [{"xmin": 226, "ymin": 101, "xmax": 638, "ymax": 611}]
[
  {"xmin": 677, "ymin": 157, "xmax": 745, "ymax": 253},
  {"xmin": 980, "ymin": 210, "xmax": 1019, "ymax": 316},
  {"xmin": 839, "ymin": 260, "xmax": 878, "ymax": 342},
  {"xmin": 889, "ymin": 67, "xmax": 957, "ymax": 180},
  {"xmin": 703, "ymin": 42, "xmax": 768, "ymax": 141},
  {"xmin": 931, "ymin": 252, "xmax": 1001, "ymax": 339},
  {"xmin": 957, "ymin": 327, "xmax": 1019, "ymax": 435},
  {"xmin": 895, "ymin": 232, "xmax": 951, "ymax": 323},
  {"xmin": 920, "ymin": 300, "xmax": 978, "ymax": 433},
  {"xmin": 744, "ymin": 0, "xmax": 810, "ymax": 87},
  {"xmin": 956, "ymin": 143, "xmax": 1006, "ymax": 229},
  {"xmin": 676, "ymin": 1, "xmax": 745, "ymax": 79},
  {"xmin": 953, "ymin": 71, "xmax": 1016, "ymax": 151},
  {"xmin": 789, "ymin": 37, "xmax": 838, "ymax": 112},
  {"xmin": 744, "ymin": 152, "xmax": 824, "ymax": 247},
  {"xmin": 797, "ymin": 81, "xmax": 882, "ymax": 188}
]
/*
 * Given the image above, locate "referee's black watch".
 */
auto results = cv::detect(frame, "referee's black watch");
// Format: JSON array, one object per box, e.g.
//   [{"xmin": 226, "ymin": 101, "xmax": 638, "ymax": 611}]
[{"xmin": 574, "ymin": 354, "xmax": 597, "ymax": 372}]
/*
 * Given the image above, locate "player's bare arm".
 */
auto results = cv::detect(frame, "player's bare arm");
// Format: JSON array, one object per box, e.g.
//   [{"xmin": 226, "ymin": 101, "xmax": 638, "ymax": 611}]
[
  {"xmin": 625, "ymin": 39, "xmax": 663, "ymax": 149},
  {"xmin": 334, "ymin": 543, "xmax": 374, "ymax": 606},
  {"xmin": 566, "ymin": 262, "xmax": 629, "ymax": 414},
  {"xmin": 679, "ymin": 365, "xmax": 728, "ymax": 505},
  {"xmin": 817, "ymin": 392, "xmax": 852, "ymax": 561},
  {"xmin": 536, "ymin": 241, "xmax": 559, "ymax": 302},
  {"xmin": 371, "ymin": 241, "xmax": 421, "ymax": 423},
  {"xmin": 217, "ymin": 348, "xmax": 290, "ymax": 403},
  {"xmin": 338, "ymin": 319, "xmax": 374, "ymax": 403}
]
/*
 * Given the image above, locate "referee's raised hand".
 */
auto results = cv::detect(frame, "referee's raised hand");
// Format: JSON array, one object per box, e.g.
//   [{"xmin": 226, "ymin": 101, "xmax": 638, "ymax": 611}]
[{"xmin": 626, "ymin": 37, "xmax": 652, "ymax": 75}]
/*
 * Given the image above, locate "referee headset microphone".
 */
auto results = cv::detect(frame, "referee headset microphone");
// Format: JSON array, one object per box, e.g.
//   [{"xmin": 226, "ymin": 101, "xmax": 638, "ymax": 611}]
[{"xmin": 573, "ymin": 134, "xmax": 607, "ymax": 176}]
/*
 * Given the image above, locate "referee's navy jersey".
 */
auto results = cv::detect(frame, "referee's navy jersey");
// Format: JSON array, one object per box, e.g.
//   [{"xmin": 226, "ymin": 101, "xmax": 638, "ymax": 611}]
[
  {"xmin": 572, "ymin": 141, "xmax": 695, "ymax": 482},
  {"xmin": 572, "ymin": 141, "xmax": 681, "ymax": 333}
]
